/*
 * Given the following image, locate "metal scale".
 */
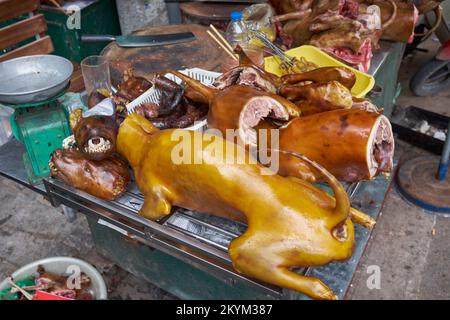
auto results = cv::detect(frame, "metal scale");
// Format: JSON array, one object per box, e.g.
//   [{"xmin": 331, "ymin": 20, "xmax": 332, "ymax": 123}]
[
  {"xmin": 0, "ymin": 55, "xmax": 73, "ymax": 184},
  {"xmin": 9, "ymin": 90, "xmax": 71, "ymax": 184}
]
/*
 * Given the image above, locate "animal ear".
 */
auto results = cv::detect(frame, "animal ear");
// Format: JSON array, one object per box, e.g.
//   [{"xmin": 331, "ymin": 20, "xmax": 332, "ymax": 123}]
[{"xmin": 128, "ymin": 113, "xmax": 159, "ymax": 134}]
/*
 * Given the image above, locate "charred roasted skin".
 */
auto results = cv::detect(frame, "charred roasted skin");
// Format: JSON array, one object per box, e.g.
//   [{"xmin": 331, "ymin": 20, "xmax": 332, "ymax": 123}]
[
  {"xmin": 132, "ymin": 74, "xmax": 208, "ymax": 129},
  {"xmin": 280, "ymin": 81, "xmax": 353, "ymax": 116},
  {"xmin": 116, "ymin": 68, "xmax": 152, "ymax": 101},
  {"xmin": 268, "ymin": 109, "xmax": 394, "ymax": 182},
  {"xmin": 154, "ymin": 75, "xmax": 184, "ymax": 116},
  {"xmin": 49, "ymin": 149, "xmax": 129, "ymax": 200},
  {"xmin": 116, "ymin": 113, "xmax": 377, "ymax": 300},
  {"xmin": 74, "ymin": 115, "xmax": 118, "ymax": 161},
  {"xmin": 281, "ymin": 66, "xmax": 356, "ymax": 90}
]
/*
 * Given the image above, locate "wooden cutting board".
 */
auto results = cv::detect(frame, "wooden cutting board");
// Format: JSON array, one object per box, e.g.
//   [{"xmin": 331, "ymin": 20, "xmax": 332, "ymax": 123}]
[{"xmin": 101, "ymin": 24, "xmax": 228, "ymax": 86}]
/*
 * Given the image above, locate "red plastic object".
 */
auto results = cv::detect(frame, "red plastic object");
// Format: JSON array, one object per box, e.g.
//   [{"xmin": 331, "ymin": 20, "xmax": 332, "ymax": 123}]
[
  {"xmin": 436, "ymin": 39, "xmax": 450, "ymax": 60},
  {"xmin": 34, "ymin": 291, "xmax": 73, "ymax": 300}
]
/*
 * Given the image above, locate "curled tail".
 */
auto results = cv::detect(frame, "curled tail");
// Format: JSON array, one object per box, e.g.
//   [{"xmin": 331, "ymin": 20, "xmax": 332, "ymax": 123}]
[{"xmin": 271, "ymin": 148, "xmax": 350, "ymax": 221}]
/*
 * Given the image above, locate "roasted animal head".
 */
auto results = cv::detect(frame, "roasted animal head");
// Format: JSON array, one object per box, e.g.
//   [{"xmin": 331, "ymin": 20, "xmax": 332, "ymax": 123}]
[
  {"xmin": 49, "ymin": 149, "xmax": 130, "ymax": 200},
  {"xmin": 73, "ymin": 115, "xmax": 118, "ymax": 161}
]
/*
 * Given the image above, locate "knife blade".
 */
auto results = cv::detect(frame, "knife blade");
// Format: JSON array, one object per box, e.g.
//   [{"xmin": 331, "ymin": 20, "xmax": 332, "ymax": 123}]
[{"xmin": 81, "ymin": 32, "xmax": 196, "ymax": 47}]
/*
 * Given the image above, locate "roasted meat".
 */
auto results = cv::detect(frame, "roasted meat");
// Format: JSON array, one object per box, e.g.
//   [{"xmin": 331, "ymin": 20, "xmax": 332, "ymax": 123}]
[
  {"xmin": 213, "ymin": 46, "xmax": 280, "ymax": 93},
  {"xmin": 116, "ymin": 68, "xmax": 152, "ymax": 101},
  {"xmin": 280, "ymin": 81, "xmax": 353, "ymax": 116},
  {"xmin": 164, "ymin": 70, "xmax": 300, "ymax": 145},
  {"xmin": 73, "ymin": 115, "xmax": 118, "ymax": 161},
  {"xmin": 49, "ymin": 149, "xmax": 129, "ymax": 200},
  {"xmin": 36, "ymin": 265, "xmax": 93, "ymax": 300},
  {"xmin": 130, "ymin": 74, "xmax": 208, "ymax": 129},
  {"xmin": 281, "ymin": 66, "xmax": 356, "ymax": 90},
  {"xmin": 117, "ymin": 113, "xmax": 375, "ymax": 300},
  {"xmin": 154, "ymin": 75, "xmax": 184, "ymax": 116},
  {"xmin": 270, "ymin": 0, "xmax": 379, "ymax": 72},
  {"xmin": 258, "ymin": 109, "xmax": 394, "ymax": 182}
]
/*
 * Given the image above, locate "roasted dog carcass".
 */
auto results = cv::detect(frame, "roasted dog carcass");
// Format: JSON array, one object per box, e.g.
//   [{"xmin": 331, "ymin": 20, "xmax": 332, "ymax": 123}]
[
  {"xmin": 73, "ymin": 115, "xmax": 118, "ymax": 161},
  {"xmin": 49, "ymin": 149, "xmax": 129, "ymax": 200},
  {"xmin": 117, "ymin": 113, "xmax": 375, "ymax": 299}
]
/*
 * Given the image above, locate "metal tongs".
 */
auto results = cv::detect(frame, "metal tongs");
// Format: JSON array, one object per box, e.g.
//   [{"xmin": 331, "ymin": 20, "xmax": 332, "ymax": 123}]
[
  {"xmin": 249, "ymin": 30, "xmax": 317, "ymax": 73},
  {"xmin": 249, "ymin": 30, "xmax": 296, "ymax": 68}
]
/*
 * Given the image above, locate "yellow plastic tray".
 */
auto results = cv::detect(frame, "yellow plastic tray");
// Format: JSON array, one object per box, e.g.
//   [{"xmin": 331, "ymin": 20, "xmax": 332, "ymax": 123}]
[{"xmin": 264, "ymin": 45, "xmax": 375, "ymax": 98}]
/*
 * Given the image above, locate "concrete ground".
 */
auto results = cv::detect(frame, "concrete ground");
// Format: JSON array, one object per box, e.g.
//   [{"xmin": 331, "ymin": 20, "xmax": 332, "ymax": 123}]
[{"xmin": 0, "ymin": 39, "xmax": 448, "ymax": 300}]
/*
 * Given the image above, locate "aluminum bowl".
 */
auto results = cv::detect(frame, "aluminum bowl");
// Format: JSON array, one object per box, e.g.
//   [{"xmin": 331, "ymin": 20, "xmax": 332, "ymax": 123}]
[{"xmin": 0, "ymin": 55, "xmax": 73, "ymax": 105}]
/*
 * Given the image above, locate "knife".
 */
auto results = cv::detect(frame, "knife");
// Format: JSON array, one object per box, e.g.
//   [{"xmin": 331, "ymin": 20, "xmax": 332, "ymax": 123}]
[{"xmin": 81, "ymin": 32, "xmax": 196, "ymax": 47}]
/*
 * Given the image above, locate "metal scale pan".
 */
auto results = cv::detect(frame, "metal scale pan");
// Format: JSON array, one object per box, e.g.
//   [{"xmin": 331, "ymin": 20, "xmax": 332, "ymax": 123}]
[{"xmin": 0, "ymin": 55, "xmax": 73, "ymax": 105}]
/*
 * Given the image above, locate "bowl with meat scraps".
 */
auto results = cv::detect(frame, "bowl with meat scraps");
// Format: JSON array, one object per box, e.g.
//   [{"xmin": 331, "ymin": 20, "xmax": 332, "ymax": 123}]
[
  {"xmin": 0, "ymin": 257, "xmax": 107, "ymax": 300},
  {"xmin": 264, "ymin": 45, "xmax": 375, "ymax": 98}
]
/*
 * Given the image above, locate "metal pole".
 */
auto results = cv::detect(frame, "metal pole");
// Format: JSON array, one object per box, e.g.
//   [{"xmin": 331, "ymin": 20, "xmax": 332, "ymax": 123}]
[{"xmin": 437, "ymin": 119, "xmax": 450, "ymax": 181}]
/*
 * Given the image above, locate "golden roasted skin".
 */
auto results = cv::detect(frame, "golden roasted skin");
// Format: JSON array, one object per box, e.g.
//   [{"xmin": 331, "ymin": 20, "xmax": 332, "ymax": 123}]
[
  {"xmin": 279, "ymin": 80, "xmax": 353, "ymax": 116},
  {"xmin": 270, "ymin": 109, "xmax": 394, "ymax": 182},
  {"xmin": 117, "ymin": 113, "xmax": 369, "ymax": 300},
  {"xmin": 280, "ymin": 66, "xmax": 356, "ymax": 90}
]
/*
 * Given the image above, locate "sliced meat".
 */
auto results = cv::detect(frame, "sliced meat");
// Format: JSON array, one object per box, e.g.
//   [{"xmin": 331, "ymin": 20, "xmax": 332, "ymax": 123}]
[{"xmin": 239, "ymin": 96, "xmax": 289, "ymax": 145}]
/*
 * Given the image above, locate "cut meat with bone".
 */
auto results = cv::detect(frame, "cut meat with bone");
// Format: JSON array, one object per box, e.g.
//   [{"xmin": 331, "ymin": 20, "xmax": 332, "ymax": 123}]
[
  {"xmin": 239, "ymin": 96, "xmax": 290, "ymax": 145},
  {"xmin": 271, "ymin": 109, "xmax": 395, "ymax": 182},
  {"xmin": 213, "ymin": 46, "xmax": 280, "ymax": 93},
  {"xmin": 368, "ymin": 115, "xmax": 394, "ymax": 177},
  {"xmin": 213, "ymin": 67, "xmax": 278, "ymax": 93}
]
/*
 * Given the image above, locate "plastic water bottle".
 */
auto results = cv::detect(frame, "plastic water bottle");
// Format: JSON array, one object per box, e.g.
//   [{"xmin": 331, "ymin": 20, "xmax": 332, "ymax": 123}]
[{"xmin": 226, "ymin": 11, "xmax": 248, "ymax": 48}]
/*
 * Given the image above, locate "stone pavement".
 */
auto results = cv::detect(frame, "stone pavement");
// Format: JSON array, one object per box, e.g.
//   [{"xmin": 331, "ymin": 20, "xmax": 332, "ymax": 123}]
[{"xmin": 0, "ymin": 176, "xmax": 175, "ymax": 300}]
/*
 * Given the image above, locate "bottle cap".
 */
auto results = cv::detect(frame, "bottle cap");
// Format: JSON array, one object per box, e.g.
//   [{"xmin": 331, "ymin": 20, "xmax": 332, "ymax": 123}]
[{"xmin": 230, "ymin": 11, "xmax": 242, "ymax": 21}]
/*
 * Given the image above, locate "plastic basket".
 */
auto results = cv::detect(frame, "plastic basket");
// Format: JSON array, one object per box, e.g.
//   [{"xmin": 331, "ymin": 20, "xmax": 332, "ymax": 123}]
[{"xmin": 126, "ymin": 68, "xmax": 220, "ymax": 131}]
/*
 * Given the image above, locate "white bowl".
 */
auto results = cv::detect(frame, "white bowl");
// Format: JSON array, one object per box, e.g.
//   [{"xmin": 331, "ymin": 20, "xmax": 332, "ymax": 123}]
[{"xmin": 0, "ymin": 257, "xmax": 107, "ymax": 300}]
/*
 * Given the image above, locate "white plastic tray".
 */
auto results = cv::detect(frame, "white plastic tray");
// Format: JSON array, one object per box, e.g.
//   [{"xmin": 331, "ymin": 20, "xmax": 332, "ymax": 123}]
[{"xmin": 126, "ymin": 68, "xmax": 220, "ymax": 131}]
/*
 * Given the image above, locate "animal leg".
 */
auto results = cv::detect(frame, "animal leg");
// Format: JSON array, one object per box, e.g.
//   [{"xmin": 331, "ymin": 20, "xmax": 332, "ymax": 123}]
[
  {"xmin": 349, "ymin": 208, "xmax": 376, "ymax": 229},
  {"xmin": 276, "ymin": 268, "xmax": 337, "ymax": 300},
  {"xmin": 229, "ymin": 236, "xmax": 337, "ymax": 300},
  {"xmin": 139, "ymin": 192, "xmax": 172, "ymax": 221}
]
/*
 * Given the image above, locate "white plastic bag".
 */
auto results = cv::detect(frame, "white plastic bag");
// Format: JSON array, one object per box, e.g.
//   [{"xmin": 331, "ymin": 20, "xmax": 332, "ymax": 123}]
[{"xmin": 0, "ymin": 105, "xmax": 13, "ymax": 147}]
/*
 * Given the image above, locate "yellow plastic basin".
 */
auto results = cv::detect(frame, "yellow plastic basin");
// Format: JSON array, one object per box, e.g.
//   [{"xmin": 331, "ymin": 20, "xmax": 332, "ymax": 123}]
[{"xmin": 264, "ymin": 45, "xmax": 375, "ymax": 98}]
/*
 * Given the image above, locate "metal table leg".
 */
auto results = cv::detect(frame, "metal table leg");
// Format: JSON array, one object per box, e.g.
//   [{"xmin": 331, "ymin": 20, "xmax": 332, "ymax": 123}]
[{"xmin": 437, "ymin": 120, "xmax": 450, "ymax": 180}]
